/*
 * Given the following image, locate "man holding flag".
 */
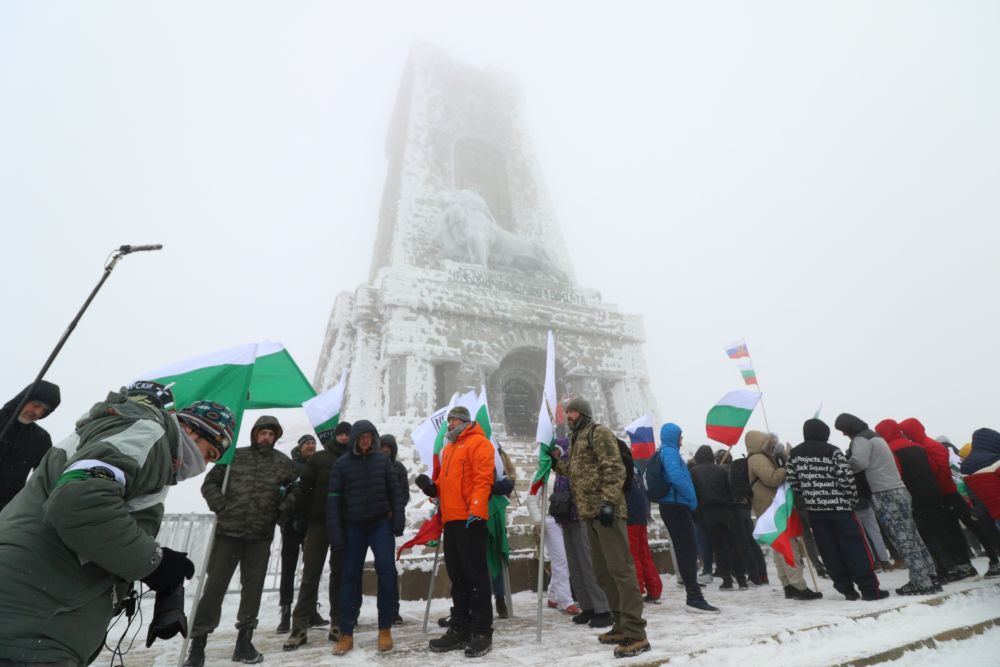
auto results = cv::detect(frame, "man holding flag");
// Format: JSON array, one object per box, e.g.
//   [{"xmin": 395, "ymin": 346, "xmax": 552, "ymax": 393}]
[
  {"xmin": 550, "ymin": 398, "xmax": 650, "ymax": 659},
  {"xmin": 186, "ymin": 416, "xmax": 299, "ymax": 666},
  {"xmin": 415, "ymin": 406, "xmax": 495, "ymax": 659}
]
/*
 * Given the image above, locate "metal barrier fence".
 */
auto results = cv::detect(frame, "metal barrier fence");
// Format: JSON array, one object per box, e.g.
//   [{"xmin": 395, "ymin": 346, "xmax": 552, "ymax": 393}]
[{"xmin": 158, "ymin": 514, "xmax": 290, "ymax": 594}]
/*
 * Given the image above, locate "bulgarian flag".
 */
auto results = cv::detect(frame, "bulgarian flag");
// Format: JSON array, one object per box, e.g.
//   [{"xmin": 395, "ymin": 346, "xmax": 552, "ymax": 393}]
[
  {"xmin": 738, "ymin": 361, "xmax": 758, "ymax": 386},
  {"xmin": 530, "ymin": 331, "xmax": 558, "ymax": 494},
  {"xmin": 396, "ymin": 511, "xmax": 443, "ymax": 559},
  {"xmin": 706, "ymin": 390, "xmax": 761, "ymax": 446},
  {"xmin": 725, "ymin": 339, "xmax": 750, "ymax": 359},
  {"xmin": 753, "ymin": 482, "xmax": 802, "ymax": 566},
  {"xmin": 303, "ymin": 368, "xmax": 348, "ymax": 432},
  {"xmin": 142, "ymin": 341, "xmax": 317, "ymax": 464}
]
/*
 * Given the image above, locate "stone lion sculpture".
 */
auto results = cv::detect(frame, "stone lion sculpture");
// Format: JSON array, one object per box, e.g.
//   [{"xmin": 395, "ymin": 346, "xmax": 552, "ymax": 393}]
[{"xmin": 438, "ymin": 190, "xmax": 568, "ymax": 282}]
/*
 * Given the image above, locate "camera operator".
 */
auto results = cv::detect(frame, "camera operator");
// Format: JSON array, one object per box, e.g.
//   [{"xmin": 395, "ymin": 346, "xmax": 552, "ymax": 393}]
[{"xmin": 0, "ymin": 383, "xmax": 235, "ymax": 667}]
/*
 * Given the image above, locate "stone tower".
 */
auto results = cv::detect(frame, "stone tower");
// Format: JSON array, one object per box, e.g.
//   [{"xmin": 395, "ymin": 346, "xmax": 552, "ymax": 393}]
[{"xmin": 315, "ymin": 43, "xmax": 657, "ymax": 447}]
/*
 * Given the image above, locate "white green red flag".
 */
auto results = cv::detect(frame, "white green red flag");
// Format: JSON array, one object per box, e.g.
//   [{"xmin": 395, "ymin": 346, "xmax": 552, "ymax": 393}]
[
  {"xmin": 706, "ymin": 390, "xmax": 761, "ymax": 446},
  {"xmin": 737, "ymin": 361, "xmax": 758, "ymax": 386},
  {"xmin": 303, "ymin": 368, "xmax": 348, "ymax": 433},
  {"xmin": 752, "ymin": 482, "xmax": 802, "ymax": 566},
  {"xmin": 530, "ymin": 331, "xmax": 558, "ymax": 494},
  {"xmin": 142, "ymin": 341, "xmax": 316, "ymax": 464}
]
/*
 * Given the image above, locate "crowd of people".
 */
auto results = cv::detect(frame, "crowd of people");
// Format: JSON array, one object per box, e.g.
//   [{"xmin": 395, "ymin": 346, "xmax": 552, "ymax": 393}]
[{"xmin": 0, "ymin": 378, "xmax": 998, "ymax": 665}]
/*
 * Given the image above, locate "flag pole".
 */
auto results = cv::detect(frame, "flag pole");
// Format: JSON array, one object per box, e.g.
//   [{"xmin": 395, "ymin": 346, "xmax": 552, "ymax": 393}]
[
  {"xmin": 422, "ymin": 540, "xmax": 441, "ymax": 634},
  {"xmin": 747, "ymin": 352, "xmax": 772, "ymax": 433},
  {"xmin": 177, "ymin": 517, "xmax": 216, "ymax": 667},
  {"xmin": 798, "ymin": 537, "xmax": 820, "ymax": 591},
  {"xmin": 536, "ymin": 483, "xmax": 547, "ymax": 644}
]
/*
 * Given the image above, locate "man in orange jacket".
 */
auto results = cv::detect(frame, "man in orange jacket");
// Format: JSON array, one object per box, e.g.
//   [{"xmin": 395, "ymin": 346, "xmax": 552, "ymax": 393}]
[{"xmin": 415, "ymin": 406, "xmax": 495, "ymax": 658}]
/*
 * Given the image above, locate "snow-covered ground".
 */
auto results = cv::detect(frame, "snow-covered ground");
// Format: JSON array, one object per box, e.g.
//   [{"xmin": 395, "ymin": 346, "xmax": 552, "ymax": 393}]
[{"xmin": 122, "ymin": 557, "xmax": 1000, "ymax": 666}]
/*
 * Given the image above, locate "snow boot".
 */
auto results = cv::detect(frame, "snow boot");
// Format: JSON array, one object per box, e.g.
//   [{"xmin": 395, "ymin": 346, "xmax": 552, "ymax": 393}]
[
  {"xmin": 437, "ymin": 614, "xmax": 451, "ymax": 628},
  {"xmin": 697, "ymin": 572, "xmax": 713, "ymax": 585},
  {"xmin": 614, "ymin": 637, "xmax": 651, "ymax": 658},
  {"xmin": 985, "ymin": 562, "xmax": 1000, "ymax": 579},
  {"xmin": 183, "ymin": 635, "xmax": 207, "ymax": 667},
  {"xmin": 232, "ymin": 627, "xmax": 263, "ymax": 664},
  {"xmin": 783, "ymin": 585, "xmax": 797, "ymax": 599},
  {"xmin": 643, "ymin": 594, "xmax": 661, "ymax": 604},
  {"xmin": 598, "ymin": 630, "xmax": 627, "ymax": 645},
  {"xmin": 844, "ymin": 588, "xmax": 861, "ymax": 601},
  {"xmin": 952, "ymin": 563, "xmax": 980, "ymax": 581},
  {"xmin": 685, "ymin": 598, "xmax": 720, "ymax": 614},
  {"xmin": 393, "ymin": 613, "xmax": 404, "ymax": 625},
  {"xmin": 572, "ymin": 608, "xmax": 594, "ymax": 625},
  {"xmin": 895, "ymin": 581, "xmax": 937, "ymax": 596},
  {"xmin": 719, "ymin": 578, "xmax": 734, "ymax": 591},
  {"xmin": 308, "ymin": 610, "xmax": 328, "ymax": 627},
  {"xmin": 588, "ymin": 611, "xmax": 613, "ymax": 628},
  {"xmin": 282, "ymin": 628, "xmax": 307, "ymax": 651},
  {"xmin": 327, "ymin": 625, "xmax": 339, "ymax": 642},
  {"xmin": 429, "ymin": 626, "xmax": 470, "ymax": 653},
  {"xmin": 464, "ymin": 633, "xmax": 492, "ymax": 658},
  {"xmin": 275, "ymin": 605, "xmax": 291, "ymax": 634},
  {"xmin": 377, "ymin": 628, "xmax": 393, "ymax": 652},
  {"xmin": 736, "ymin": 575, "xmax": 749, "ymax": 591},
  {"xmin": 332, "ymin": 634, "xmax": 353, "ymax": 656},
  {"xmin": 495, "ymin": 596, "xmax": 509, "ymax": 619},
  {"xmin": 793, "ymin": 587, "xmax": 823, "ymax": 600},
  {"xmin": 861, "ymin": 589, "xmax": 890, "ymax": 601}
]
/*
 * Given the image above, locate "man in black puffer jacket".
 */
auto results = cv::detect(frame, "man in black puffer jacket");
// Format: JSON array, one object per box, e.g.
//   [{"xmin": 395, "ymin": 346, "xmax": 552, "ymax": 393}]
[
  {"xmin": 690, "ymin": 445, "xmax": 748, "ymax": 590},
  {"xmin": 787, "ymin": 419, "xmax": 885, "ymax": 602},
  {"xmin": 0, "ymin": 381, "xmax": 61, "ymax": 512},
  {"xmin": 327, "ymin": 420, "xmax": 405, "ymax": 656}
]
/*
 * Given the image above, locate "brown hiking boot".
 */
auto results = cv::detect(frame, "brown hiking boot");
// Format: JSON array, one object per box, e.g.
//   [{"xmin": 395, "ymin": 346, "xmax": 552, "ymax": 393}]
[
  {"xmin": 282, "ymin": 628, "xmax": 307, "ymax": 651},
  {"xmin": 332, "ymin": 635, "xmax": 353, "ymax": 656},
  {"xmin": 598, "ymin": 630, "xmax": 626, "ymax": 645},
  {"xmin": 614, "ymin": 637, "xmax": 651, "ymax": 658},
  {"xmin": 377, "ymin": 628, "xmax": 393, "ymax": 652}
]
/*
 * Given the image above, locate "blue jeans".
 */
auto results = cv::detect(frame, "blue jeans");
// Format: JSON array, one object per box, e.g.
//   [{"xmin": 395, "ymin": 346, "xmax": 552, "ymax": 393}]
[
  {"xmin": 338, "ymin": 518, "xmax": 398, "ymax": 635},
  {"xmin": 694, "ymin": 521, "xmax": 713, "ymax": 575}
]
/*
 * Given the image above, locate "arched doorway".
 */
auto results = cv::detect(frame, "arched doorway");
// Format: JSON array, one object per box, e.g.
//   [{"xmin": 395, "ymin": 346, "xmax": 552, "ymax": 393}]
[
  {"xmin": 490, "ymin": 346, "xmax": 568, "ymax": 439},
  {"xmin": 502, "ymin": 376, "xmax": 540, "ymax": 438}
]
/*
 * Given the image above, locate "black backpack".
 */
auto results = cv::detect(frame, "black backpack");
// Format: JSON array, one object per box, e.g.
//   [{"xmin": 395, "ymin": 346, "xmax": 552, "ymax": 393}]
[
  {"xmin": 585, "ymin": 427, "xmax": 634, "ymax": 492},
  {"xmin": 644, "ymin": 451, "xmax": 671, "ymax": 501},
  {"xmin": 729, "ymin": 456, "xmax": 752, "ymax": 500}
]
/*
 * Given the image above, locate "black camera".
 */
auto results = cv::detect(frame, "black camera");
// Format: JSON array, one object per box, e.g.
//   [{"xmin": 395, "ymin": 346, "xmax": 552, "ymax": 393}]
[{"xmin": 145, "ymin": 585, "xmax": 188, "ymax": 648}]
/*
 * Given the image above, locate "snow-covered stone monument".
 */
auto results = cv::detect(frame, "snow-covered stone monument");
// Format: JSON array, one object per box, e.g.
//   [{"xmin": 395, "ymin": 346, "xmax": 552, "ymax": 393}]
[{"xmin": 314, "ymin": 43, "xmax": 657, "ymax": 454}]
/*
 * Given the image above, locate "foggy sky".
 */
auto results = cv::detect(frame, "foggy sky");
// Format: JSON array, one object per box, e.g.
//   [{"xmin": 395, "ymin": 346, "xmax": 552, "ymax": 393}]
[{"xmin": 3, "ymin": 0, "xmax": 998, "ymax": 489}]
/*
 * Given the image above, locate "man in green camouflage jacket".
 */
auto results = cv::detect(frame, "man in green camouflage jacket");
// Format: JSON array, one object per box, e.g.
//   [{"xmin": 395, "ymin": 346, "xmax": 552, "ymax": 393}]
[
  {"xmin": 550, "ymin": 398, "xmax": 649, "ymax": 659},
  {"xmin": 185, "ymin": 415, "xmax": 299, "ymax": 666}
]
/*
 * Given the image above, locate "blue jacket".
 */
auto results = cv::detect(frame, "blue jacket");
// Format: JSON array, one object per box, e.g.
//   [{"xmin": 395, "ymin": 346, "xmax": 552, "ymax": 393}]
[{"xmin": 656, "ymin": 423, "xmax": 698, "ymax": 510}]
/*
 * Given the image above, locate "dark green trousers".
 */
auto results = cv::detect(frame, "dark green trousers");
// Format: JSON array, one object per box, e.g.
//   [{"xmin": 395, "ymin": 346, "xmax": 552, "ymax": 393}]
[
  {"xmin": 586, "ymin": 517, "xmax": 647, "ymax": 640},
  {"xmin": 190, "ymin": 535, "xmax": 272, "ymax": 636}
]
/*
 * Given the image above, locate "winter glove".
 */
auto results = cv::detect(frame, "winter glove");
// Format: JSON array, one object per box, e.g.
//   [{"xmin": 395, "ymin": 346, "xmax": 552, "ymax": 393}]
[
  {"xmin": 394, "ymin": 527, "xmax": 404, "ymax": 538},
  {"xmin": 492, "ymin": 477, "xmax": 514, "ymax": 497},
  {"xmin": 466, "ymin": 515, "xmax": 484, "ymax": 528},
  {"xmin": 415, "ymin": 474, "xmax": 438, "ymax": 498},
  {"xmin": 142, "ymin": 547, "xmax": 195, "ymax": 593},
  {"xmin": 597, "ymin": 502, "xmax": 616, "ymax": 527},
  {"xmin": 145, "ymin": 585, "xmax": 188, "ymax": 647}
]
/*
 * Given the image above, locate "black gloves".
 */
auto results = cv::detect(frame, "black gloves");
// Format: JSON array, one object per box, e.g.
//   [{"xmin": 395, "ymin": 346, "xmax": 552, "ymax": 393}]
[
  {"xmin": 394, "ymin": 528, "xmax": 404, "ymax": 537},
  {"xmin": 492, "ymin": 477, "xmax": 514, "ymax": 497},
  {"xmin": 145, "ymin": 585, "xmax": 188, "ymax": 647},
  {"xmin": 142, "ymin": 547, "xmax": 195, "ymax": 593},
  {"xmin": 415, "ymin": 474, "xmax": 438, "ymax": 498},
  {"xmin": 598, "ymin": 502, "xmax": 616, "ymax": 527}
]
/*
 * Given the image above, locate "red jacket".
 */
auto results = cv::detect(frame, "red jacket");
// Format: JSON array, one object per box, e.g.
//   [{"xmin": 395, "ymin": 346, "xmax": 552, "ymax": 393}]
[
  {"xmin": 964, "ymin": 461, "xmax": 1000, "ymax": 520},
  {"xmin": 435, "ymin": 422, "xmax": 495, "ymax": 523},
  {"xmin": 899, "ymin": 418, "xmax": 957, "ymax": 496}
]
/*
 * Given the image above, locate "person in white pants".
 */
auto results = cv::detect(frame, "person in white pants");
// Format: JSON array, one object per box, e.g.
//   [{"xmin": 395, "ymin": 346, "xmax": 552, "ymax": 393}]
[{"xmin": 528, "ymin": 483, "xmax": 577, "ymax": 612}]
